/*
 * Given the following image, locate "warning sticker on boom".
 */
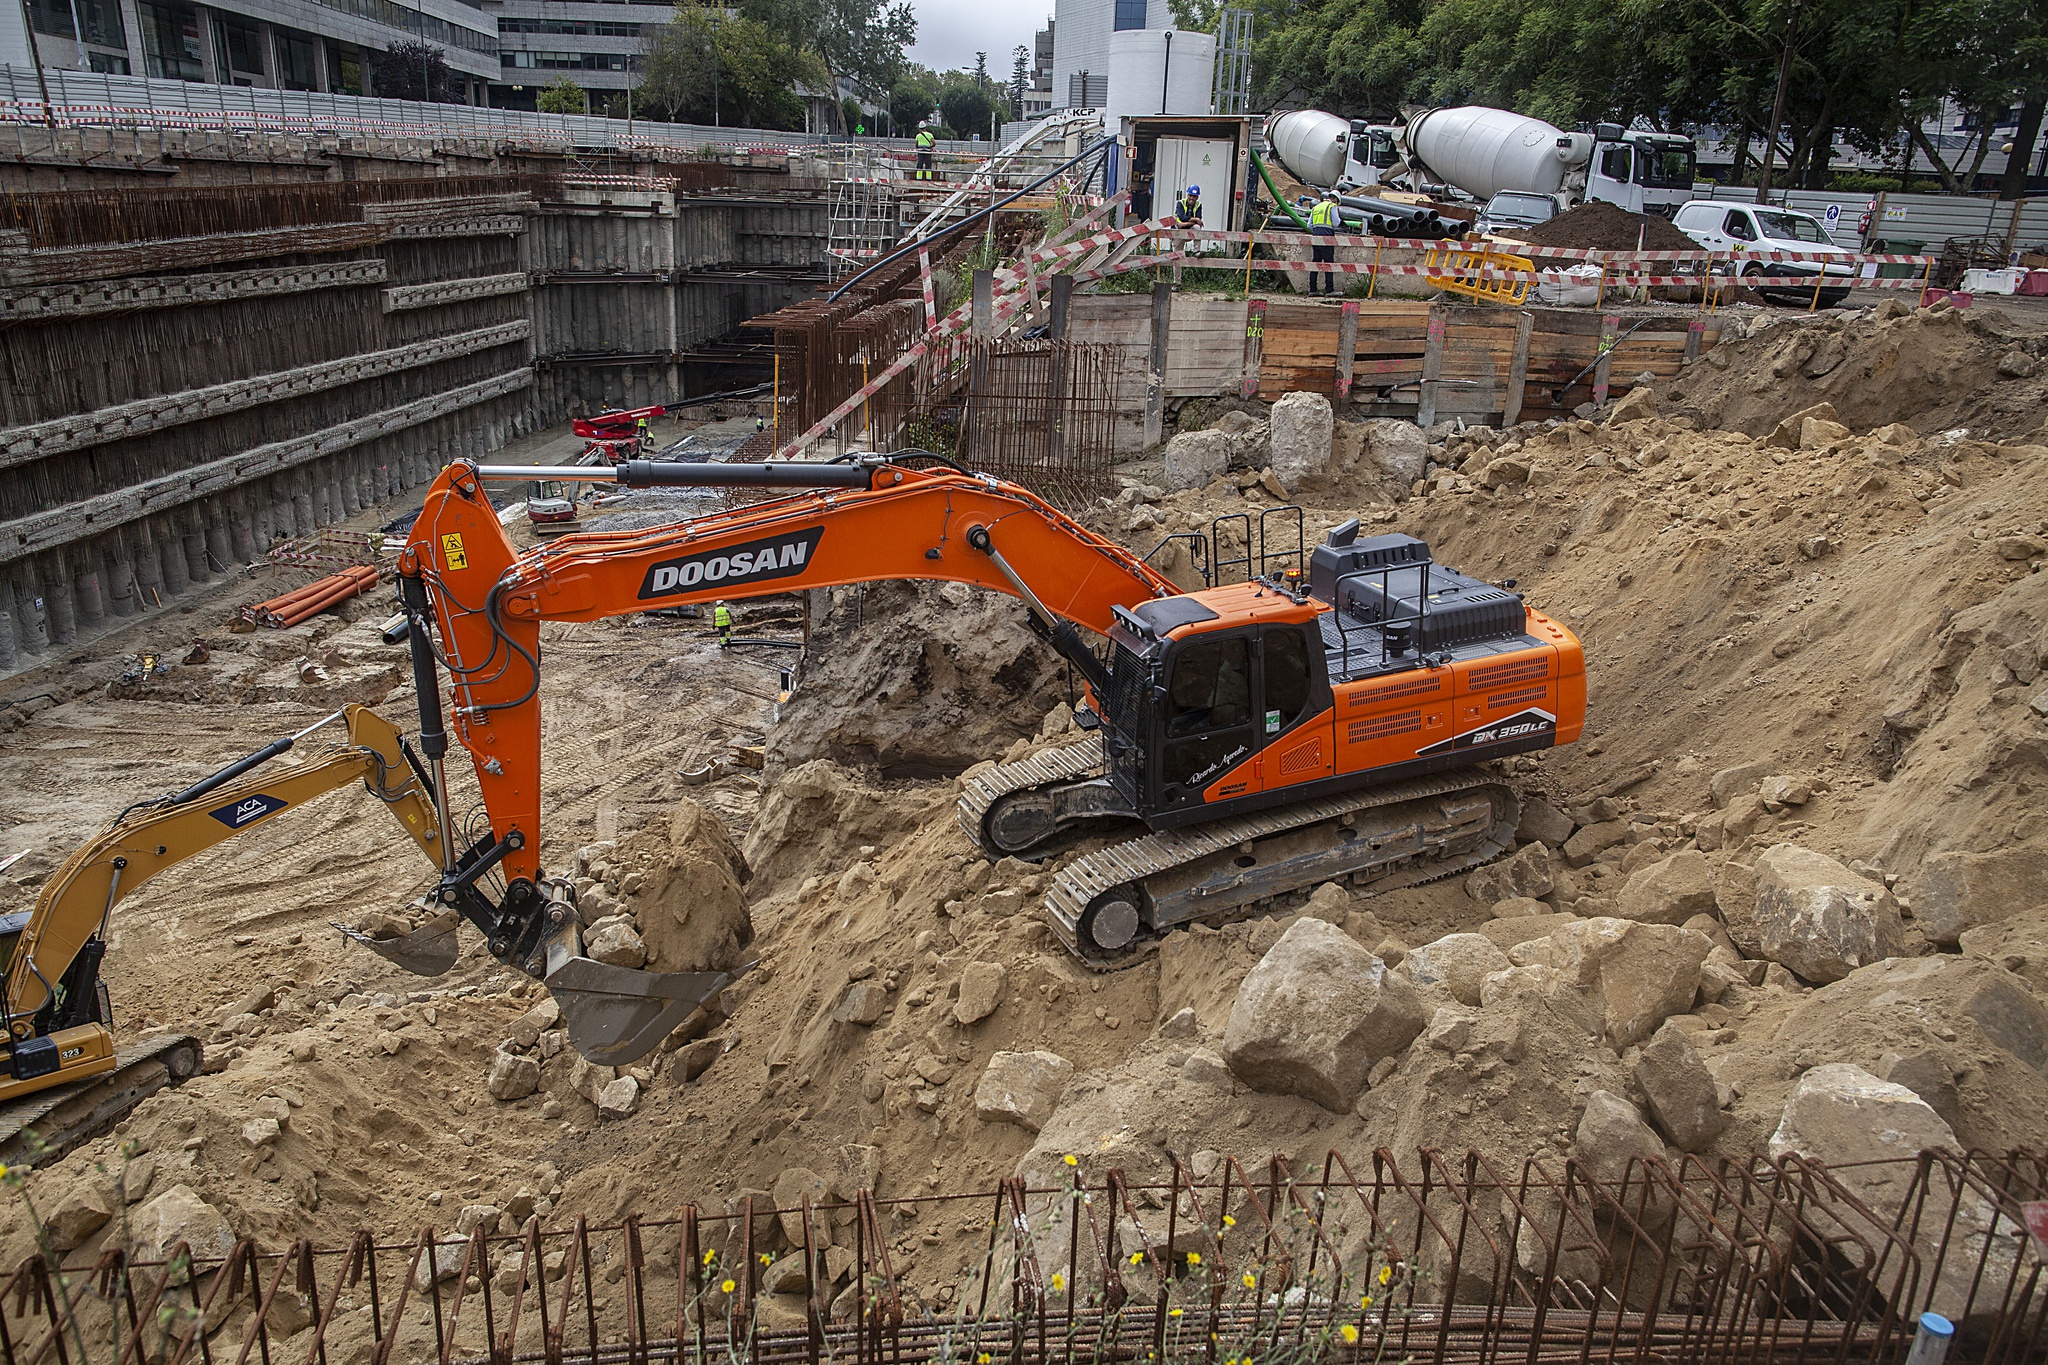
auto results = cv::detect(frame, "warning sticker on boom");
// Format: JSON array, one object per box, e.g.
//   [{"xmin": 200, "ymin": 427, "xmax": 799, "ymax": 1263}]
[{"xmin": 637, "ymin": 529, "xmax": 824, "ymax": 600}]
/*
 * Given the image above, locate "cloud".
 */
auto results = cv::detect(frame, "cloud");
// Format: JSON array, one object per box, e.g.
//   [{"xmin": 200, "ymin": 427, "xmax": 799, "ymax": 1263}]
[{"xmin": 907, "ymin": 0, "xmax": 1050, "ymax": 75}]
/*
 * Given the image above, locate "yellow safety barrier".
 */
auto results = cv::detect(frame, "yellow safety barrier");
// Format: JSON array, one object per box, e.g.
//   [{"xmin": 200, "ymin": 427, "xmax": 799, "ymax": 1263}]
[{"xmin": 1424, "ymin": 244, "xmax": 1533, "ymax": 306}]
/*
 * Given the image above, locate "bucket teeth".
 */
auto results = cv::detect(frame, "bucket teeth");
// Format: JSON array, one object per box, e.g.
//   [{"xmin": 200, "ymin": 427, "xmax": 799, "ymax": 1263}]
[{"xmin": 334, "ymin": 906, "xmax": 460, "ymax": 976}]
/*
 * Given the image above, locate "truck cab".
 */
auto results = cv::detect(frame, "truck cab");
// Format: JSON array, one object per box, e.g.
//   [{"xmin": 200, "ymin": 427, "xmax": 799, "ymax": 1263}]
[
  {"xmin": 1342, "ymin": 123, "xmax": 1402, "ymax": 189},
  {"xmin": 1583, "ymin": 126, "xmax": 1697, "ymax": 217}
]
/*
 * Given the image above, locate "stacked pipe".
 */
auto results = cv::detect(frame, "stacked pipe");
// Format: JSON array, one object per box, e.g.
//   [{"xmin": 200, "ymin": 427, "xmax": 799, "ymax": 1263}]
[
  {"xmin": 243, "ymin": 566, "xmax": 382, "ymax": 629},
  {"xmin": 1334, "ymin": 194, "xmax": 1454, "ymax": 240}
]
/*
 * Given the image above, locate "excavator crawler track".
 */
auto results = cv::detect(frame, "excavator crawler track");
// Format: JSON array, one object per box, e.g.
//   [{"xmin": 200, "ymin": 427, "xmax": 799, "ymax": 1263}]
[
  {"xmin": 0, "ymin": 1033, "xmax": 202, "ymax": 1166},
  {"xmin": 954, "ymin": 737, "xmax": 1107, "ymax": 853},
  {"xmin": 1047, "ymin": 774, "xmax": 1515, "ymax": 969}
]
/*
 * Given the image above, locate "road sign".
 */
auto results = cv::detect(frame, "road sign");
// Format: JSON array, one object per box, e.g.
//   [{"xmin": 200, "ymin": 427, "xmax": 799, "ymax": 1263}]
[{"xmin": 1823, "ymin": 204, "xmax": 1841, "ymax": 226}]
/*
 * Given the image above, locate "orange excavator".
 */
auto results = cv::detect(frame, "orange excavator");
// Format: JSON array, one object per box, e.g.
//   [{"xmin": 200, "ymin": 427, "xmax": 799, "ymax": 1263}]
[{"xmin": 389, "ymin": 451, "xmax": 1583, "ymax": 1044}]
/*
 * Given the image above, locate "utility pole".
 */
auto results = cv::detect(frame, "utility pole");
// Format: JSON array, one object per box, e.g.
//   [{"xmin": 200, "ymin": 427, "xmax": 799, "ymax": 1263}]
[
  {"xmin": 1159, "ymin": 29, "xmax": 1172, "ymax": 113},
  {"xmin": 14, "ymin": 0, "xmax": 57, "ymax": 127},
  {"xmin": 1755, "ymin": 0, "xmax": 1798, "ymax": 204}
]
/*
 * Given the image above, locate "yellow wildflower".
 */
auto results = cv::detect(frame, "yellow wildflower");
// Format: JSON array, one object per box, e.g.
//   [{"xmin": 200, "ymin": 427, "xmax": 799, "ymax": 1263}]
[
  {"xmin": 1241, "ymin": 1272, "xmax": 1256, "ymax": 1289},
  {"xmin": 1051, "ymin": 1273, "xmax": 1066, "ymax": 1292},
  {"xmin": 1341, "ymin": 1325, "xmax": 1359, "ymax": 1345},
  {"xmin": 1361, "ymin": 1294, "xmax": 1374, "ymax": 1309},
  {"xmin": 702, "ymin": 1250, "xmax": 717, "ymax": 1266},
  {"xmin": 978, "ymin": 1354, "xmax": 992, "ymax": 1363},
  {"xmin": 1168, "ymin": 1308, "xmax": 1184, "ymax": 1318},
  {"xmin": 1377, "ymin": 1265, "xmax": 1392, "ymax": 1286},
  {"xmin": 1130, "ymin": 1252, "xmax": 1145, "ymax": 1266},
  {"xmin": 720, "ymin": 1279, "xmax": 736, "ymax": 1294},
  {"xmin": 759, "ymin": 1253, "xmax": 773, "ymax": 1266},
  {"xmin": 1221, "ymin": 1215, "xmax": 1235, "ymax": 1228},
  {"xmin": 1064, "ymin": 1154, "xmax": 1078, "ymax": 1167},
  {"xmin": 1186, "ymin": 1252, "xmax": 1202, "ymax": 1267}
]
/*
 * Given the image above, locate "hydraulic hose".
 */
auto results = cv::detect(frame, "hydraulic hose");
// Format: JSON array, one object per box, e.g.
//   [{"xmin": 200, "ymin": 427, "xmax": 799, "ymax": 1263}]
[{"xmin": 1248, "ymin": 148, "xmax": 1313, "ymax": 231}]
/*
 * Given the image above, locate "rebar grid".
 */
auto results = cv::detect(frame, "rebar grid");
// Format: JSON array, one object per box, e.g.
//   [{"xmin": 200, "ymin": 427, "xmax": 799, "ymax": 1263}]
[
  {"xmin": 902, "ymin": 339, "xmax": 1120, "ymax": 507},
  {"xmin": 0, "ymin": 175, "xmax": 562, "ymax": 248},
  {"xmin": 2, "ymin": 1148, "xmax": 2039, "ymax": 1365}
]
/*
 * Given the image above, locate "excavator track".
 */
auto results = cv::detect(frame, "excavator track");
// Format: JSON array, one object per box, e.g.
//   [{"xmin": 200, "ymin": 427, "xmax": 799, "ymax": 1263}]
[
  {"xmin": 0, "ymin": 1032, "xmax": 202, "ymax": 1166},
  {"xmin": 1045, "ymin": 773, "xmax": 1517, "ymax": 968},
  {"xmin": 954, "ymin": 737, "xmax": 1107, "ymax": 852}
]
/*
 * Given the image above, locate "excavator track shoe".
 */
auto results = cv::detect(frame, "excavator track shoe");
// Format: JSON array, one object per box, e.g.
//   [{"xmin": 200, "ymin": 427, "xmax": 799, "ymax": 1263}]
[
  {"xmin": 1042, "ymin": 773, "xmax": 1519, "ymax": 967},
  {"xmin": 0, "ymin": 1033, "xmax": 201, "ymax": 1167}
]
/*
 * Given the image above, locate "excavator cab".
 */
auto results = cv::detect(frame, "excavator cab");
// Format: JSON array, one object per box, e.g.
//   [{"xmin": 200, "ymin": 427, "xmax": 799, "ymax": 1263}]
[{"xmin": 1100, "ymin": 597, "xmax": 1334, "ymax": 822}]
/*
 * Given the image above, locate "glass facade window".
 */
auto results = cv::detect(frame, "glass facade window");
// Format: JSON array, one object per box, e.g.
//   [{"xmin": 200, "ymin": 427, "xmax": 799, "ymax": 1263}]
[
  {"xmin": 275, "ymin": 29, "xmax": 319, "ymax": 88},
  {"xmin": 140, "ymin": 1, "xmax": 206, "ymax": 79},
  {"xmin": 26, "ymin": 0, "xmax": 75, "ymax": 41},
  {"xmin": 216, "ymin": 16, "xmax": 264, "ymax": 76},
  {"xmin": 1112, "ymin": 0, "xmax": 1146, "ymax": 30},
  {"xmin": 501, "ymin": 49, "xmax": 634, "ymax": 70},
  {"xmin": 87, "ymin": 50, "xmax": 130, "ymax": 71},
  {"xmin": 498, "ymin": 18, "xmax": 643, "ymax": 36}
]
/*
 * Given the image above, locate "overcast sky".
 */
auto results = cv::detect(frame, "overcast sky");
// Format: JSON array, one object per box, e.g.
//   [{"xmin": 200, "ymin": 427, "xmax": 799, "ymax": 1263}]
[{"xmin": 908, "ymin": 0, "xmax": 1050, "ymax": 77}]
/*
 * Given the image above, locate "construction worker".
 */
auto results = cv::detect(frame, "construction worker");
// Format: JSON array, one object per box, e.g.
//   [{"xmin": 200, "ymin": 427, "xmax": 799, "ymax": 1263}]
[
  {"xmin": 1308, "ymin": 189, "xmax": 1340, "ymax": 295},
  {"xmin": 1174, "ymin": 184, "xmax": 1202, "ymax": 227},
  {"xmin": 635, "ymin": 413, "xmax": 651, "ymax": 451},
  {"xmin": 713, "ymin": 600, "xmax": 733, "ymax": 646},
  {"xmin": 755, "ymin": 414, "xmax": 766, "ymax": 433},
  {"xmin": 915, "ymin": 126, "xmax": 935, "ymax": 181}
]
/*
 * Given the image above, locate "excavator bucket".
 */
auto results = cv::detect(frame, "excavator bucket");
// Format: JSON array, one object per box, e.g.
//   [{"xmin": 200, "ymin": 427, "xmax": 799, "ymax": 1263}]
[
  {"xmin": 545, "ymin": 956, "xmax": 741, "ymax": 1066},
  {"xmin": 334, "ymin": 905, "xmax": 461, "ymax": 976},
  {"xmin": 535, "ymin": 879, "xmax": 748, "ymax": 1065}
]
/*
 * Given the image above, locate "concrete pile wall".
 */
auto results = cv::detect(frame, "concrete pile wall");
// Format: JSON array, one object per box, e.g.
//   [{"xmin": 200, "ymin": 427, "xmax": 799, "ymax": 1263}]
[{"xmin": 0, "ymin": 181, "xmax": 831, "ymax": 670}]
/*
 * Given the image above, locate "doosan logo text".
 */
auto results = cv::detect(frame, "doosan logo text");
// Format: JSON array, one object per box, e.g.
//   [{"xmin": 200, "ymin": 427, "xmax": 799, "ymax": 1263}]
[{"xmin": 637, "ymin": 529, "xmax": 824, "ymax": 600}]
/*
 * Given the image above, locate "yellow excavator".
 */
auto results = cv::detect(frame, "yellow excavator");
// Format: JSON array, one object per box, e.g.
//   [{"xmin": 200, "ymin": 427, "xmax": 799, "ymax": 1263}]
[{"xmin": 0, "ymin": 704, "xmax": 448, "ymax": 1164}]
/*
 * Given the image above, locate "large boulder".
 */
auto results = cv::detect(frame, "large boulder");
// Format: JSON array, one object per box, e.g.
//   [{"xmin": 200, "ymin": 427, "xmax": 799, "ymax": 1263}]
[
  {"xmin": 973, "ymin": 1050, "xmax": 1075, "ymax": 1132},
  {"xmin": 1221, "ymin": 918, "xmax": 1426, "ymax": 1111},
  {"xmin": 1574, "ymin": 1089, "xmax": 1667, "ymax": 1190},
  {"xmin": 1631, "ymin": 1020, "xmax": 1727, "ymax": 1151},
  {"xmin": 1162, "ymin": 429, "xmax": 1230, "ymax": 489},
  {"xmin": 1401, "ymin": 932, "xmax": 1513, "ymax": 1007},
  {"xmin": 1361, "ymin": 420, "xmax": 1430, "ymax": 487},
  {"xmin": 1746, "ymin": 843, "xmax": 1905, "ymax": 983},
  {"xmin": 1768, "ymin": 1064, "xmax": 2018, "ymax": 1323},
  {"xmin": 1547, "ymin": 918, "xmax": 1713, "ymax": 1050},
  {"xmin": 1466, "ymin": 843, "xmax": 1554, "ymax": 904},
  {"xmin": 486, "ymin": 1049, "xmax": 542, "ymax": 1102},
  {"xmin": 1912, "ymin": 846, "xmax": 2047, "ymax": 946},
  {"xmin": 1268, "ymin": 391, "xmax": 1334, "ymax": 489},
  {"xmin": 1613, "ymin": 850, "xmax": 1716, "ymax": 925},
  {"xmin": 129, "ymin": 1185, "xmax": 236, "ymax": 1267}
]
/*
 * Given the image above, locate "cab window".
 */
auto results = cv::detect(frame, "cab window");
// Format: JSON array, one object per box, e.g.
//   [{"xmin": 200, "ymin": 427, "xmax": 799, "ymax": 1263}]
[
  {"xmin": 1162, "ymin": 636, "xmax": 1253, "ymax": 788},
  {"xmin": 1599, "ymin": 146, "xmax": 1632, "ymax": 183},
  {"xmin": 1722, "ymin": 210, "xmax": 1757, "ymax": 241},
  {"xmin": 1262, "ymin": 629, "xmax": 1311, "ymax": 734}
]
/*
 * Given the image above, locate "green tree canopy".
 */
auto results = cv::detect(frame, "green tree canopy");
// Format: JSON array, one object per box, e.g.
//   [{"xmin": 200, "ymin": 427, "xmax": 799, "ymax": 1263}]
[{"xmin": 536, "ymin": 76, "xmax": 589, "ymax": 114}]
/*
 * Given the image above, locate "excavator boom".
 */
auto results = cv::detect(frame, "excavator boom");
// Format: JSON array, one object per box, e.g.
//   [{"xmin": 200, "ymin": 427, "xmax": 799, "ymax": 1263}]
[{"xmin": 1, "ymin": 704, "xmax": 445, "ymax": 1158}]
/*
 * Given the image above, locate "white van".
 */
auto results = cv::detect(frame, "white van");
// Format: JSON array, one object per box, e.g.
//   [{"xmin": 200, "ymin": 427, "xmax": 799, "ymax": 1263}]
[{"xmin": 1671, "ymin": 200, "xmax": 1858, "ymax": 306}]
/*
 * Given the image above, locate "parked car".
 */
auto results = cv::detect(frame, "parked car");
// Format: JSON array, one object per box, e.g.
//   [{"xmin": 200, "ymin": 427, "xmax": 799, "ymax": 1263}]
[
  {"xmin": 1475, "ymin": 190, "xmax": 1560, "ymax": 238},
  {"xmin": 1671, "ymin": 200, "xmax": 1857, "ymax": 307}
]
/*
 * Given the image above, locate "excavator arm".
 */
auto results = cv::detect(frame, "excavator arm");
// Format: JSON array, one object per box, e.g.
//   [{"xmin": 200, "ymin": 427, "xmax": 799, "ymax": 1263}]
[
  {"xmin": 389, "ymin": 456, "xmax": 1176, "ymax": 1058},
  {"xmin": 1, "ymin": 704, "xmax": 442, "ymax": 1101}
]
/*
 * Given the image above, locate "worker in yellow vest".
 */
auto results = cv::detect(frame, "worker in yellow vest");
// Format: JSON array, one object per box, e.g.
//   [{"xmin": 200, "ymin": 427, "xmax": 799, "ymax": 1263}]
[
  {"xmin": 1308, "ymin": 190, "xmax": 1340, "ymax": 296},
  {"xmin": 713, "ymin": 601, "xmax": 733, "ymax": 645},
  {"xmin": 915, "ymin": 127, "xmax": 935, "ymax": 181}
]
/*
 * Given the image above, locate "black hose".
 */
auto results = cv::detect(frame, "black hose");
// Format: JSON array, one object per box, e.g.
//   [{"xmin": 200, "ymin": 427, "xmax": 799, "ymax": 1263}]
[{"xmin": 827, "ymin": 137, "xmax": 1118, "ymax": 303}]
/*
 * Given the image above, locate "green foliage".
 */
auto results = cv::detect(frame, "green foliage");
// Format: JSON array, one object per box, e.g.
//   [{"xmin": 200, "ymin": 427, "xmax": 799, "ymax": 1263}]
[
  {"xmin": 639, "ymin": 5, "xmax": 828, "ymax": 129},
  {"xmin": 371, "ymin": 40, "xmax": 457, "ymax": 102},
  {"xmin": 1010, "ymin": 44, "xmax": 1030, "ymax": 119},
  {"xmin": 536, "ymin": 76, "xmax": 589, "ymax": 114},
  {"xmin": 940, "ymin": 84, "xmax": 998, "ymax": 140},
  {"xmin": 890, "ymin": 79, "xmax": 935, "ymax": 129}
]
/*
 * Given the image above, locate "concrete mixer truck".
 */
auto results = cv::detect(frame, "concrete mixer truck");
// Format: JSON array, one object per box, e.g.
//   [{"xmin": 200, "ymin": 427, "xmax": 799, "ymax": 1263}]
[{"xmin": 1265, "ymin": 106, "xmax": 1698, "ymax": 221}]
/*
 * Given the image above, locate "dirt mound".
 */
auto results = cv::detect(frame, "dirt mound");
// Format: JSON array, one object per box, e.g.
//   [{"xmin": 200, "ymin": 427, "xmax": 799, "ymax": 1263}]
[
  {"xmin": 772, "ymin": 581, "xmax": 1061, "ymax": 778},
  {"xmin": 1665, "ymin": 303, "xmax": 2048, "ymax": 441},
  {"xmin": 1518, "ymin": 199, "xmax": 1699, "ymax": 253}
]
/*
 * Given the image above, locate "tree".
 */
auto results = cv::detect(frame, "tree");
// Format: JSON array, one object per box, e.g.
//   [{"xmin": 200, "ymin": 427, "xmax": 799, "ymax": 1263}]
[
  {"xmin": 370, "ymin": 40, "xmax": 456, "ymax": 102},
  {"xmin": 1010, "ymin": 44, "xmax": 1029, "ymax": 117},
  {"xmin": 939, "ymin": 83, "xmax": 997, "ymax": 139},
  {"xmin": 890, "ymin": 77, "xmax": 935, "ymax": 130},
  {"xmin": 738, "ymin": 0, "xmax": 915, "ymax": 122},
  {"xmin": 973, "ymin": 50, "xmax": 990, "ymax": 90},
  {"xmin": 537, "ymin": 76, "xmax": 589, "ymax": 114},
  {"xmin": 639, "ymin": 4, "xmax": 825, "ymax": 128}
]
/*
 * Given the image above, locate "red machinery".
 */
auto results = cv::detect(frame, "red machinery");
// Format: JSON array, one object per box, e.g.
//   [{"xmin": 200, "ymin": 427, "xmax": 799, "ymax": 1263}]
[{"xmin": 572, "ymin": 405, "xmax": 666, "ymax": 461}]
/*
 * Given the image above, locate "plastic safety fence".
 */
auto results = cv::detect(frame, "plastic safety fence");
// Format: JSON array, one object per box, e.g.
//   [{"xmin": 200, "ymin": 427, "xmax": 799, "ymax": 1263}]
[{"xmin": 0, "ymin": 1148, "xmax": 2040, "ymax": 1365}]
